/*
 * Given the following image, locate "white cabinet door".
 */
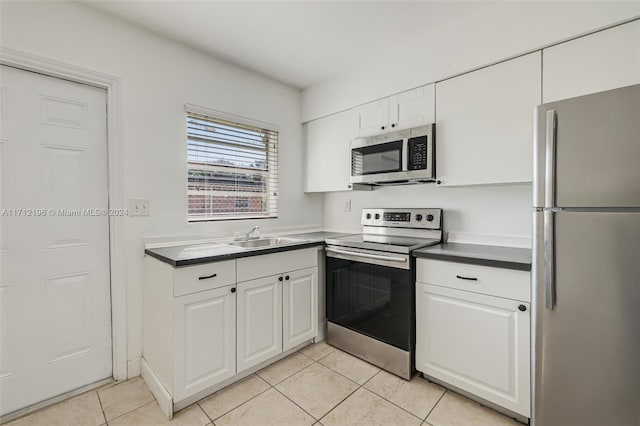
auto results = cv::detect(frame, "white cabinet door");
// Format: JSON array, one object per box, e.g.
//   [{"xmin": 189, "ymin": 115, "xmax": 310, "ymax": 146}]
[
  {"xmin": 173, "ymin": 286, "xmax": 236, "ymax": 401},
  {"xmin": 543, "ymin": 20, "xmax": 640, "ymax": 103},
  {"xmin": 356, "ymin": 98, "xmax": 389, "ymax": 137},
  {"xmin": 283, "ymin": 267, "xmax": 318, "ymax": 351},
  {"xmin": 435, "ymin": 52, "xmax": 541, "ymax": 186},
  {"xmin": 237, "ymin": 275, "xmax": 282, "ymax": 372},
  {"xmin": 390, "ymin": 84, "xmax": 435, "ymax": 131},
  {"xmin": 416, "ymin": 283, "xmax": 530, "ymax": 417},
  {"xmin": 304, "ymin": 110, "xmax": 355, "ymax": 192}
]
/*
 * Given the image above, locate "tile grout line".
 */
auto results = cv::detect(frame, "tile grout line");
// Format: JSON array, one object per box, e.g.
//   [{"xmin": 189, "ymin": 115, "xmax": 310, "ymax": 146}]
[
  {"xmin": 423, "ymin": 389, "xmax": 448, "ymax": 422},
  {"xmin": 304, "ymin": 347, "xmax": 425, "ymax": 424},
  {"xmin": 102, "ymin": 399, "xmax": 157, "ymax": 424},
  {"xmin": 198, "ymin": 375, "xmax": 273, "ymax": 423},
  {"xmin": 359, "ymin": 384, "xmax": 429, "ymax": 424},
  {"xmin": 95, "ymin": 389, "xmax": 108, "ymax": 425},
  {"xmin": 316, "ymin": 380, "xmax": 364, "ymax": 425},
  {"xmin": 272, "ymin": 383, "xmax": 323, "ymax": 423},
  {"xmin": 196, "ymin": 349, "xmax": 323, "ymax": 423}
]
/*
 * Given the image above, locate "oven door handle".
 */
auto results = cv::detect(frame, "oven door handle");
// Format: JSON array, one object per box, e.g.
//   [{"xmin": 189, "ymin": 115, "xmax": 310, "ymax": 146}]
[{"xmin": 325, "ymin": 247, "xmax": 407, "ymax": 263}]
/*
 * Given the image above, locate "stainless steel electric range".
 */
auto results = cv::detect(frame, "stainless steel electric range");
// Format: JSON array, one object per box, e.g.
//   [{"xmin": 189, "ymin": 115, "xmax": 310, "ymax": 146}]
[{"xmin": 324, "ymin": 208, "xmax": 443, "ymax": 379}]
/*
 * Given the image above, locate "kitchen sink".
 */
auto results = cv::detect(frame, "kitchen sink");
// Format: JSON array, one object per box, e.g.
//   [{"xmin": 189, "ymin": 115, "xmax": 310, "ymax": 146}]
[{"xmin": 229, "ymin": 237, "xmax": 304, "ymax": 248}]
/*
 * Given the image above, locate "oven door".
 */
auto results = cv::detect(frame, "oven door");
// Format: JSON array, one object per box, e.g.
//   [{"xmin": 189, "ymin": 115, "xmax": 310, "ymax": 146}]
[{"xmin": 325, "ymin": 246, "xmax": 414, "ymax": 351}]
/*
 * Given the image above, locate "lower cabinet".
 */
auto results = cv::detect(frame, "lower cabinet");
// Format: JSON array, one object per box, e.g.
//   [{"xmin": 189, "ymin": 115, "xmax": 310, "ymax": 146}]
[
  {"xmin": 173, "ymin": 286, "xmax": 236, "ymax": 401},
  {"xmin": 416, "ymin": 259, "xmax": 531, "ymax": 418},
  {"xmin": 283, "ymin": 267, "xmax": 318, "ymax": 351},
  {"xmin": 237, "ymin": 266, "xmax": 318, "ymax": 372},
  {"xmin": 143, "ymin": 247, "xmax": 319, "ymax": 418},
  {"xmin": 237, "ymin": 275, "xmax": 283, "ymax": 372}
]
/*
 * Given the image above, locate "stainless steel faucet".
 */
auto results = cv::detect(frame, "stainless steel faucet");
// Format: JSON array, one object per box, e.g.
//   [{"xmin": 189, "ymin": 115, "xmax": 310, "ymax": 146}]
[{"xmin": 245, "ymin": 225, "xmax": 260, "ymax": 240}]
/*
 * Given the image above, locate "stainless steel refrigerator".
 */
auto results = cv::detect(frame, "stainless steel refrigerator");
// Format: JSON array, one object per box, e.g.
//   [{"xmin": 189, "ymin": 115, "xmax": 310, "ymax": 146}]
[{"xmin": 532, "ymin": 84, "xmax": 640, "ymax": 426}]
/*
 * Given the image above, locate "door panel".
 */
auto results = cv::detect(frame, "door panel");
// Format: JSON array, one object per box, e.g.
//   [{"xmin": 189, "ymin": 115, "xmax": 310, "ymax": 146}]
[
  {"xmin": 535, "ymin": 212, "xmax": 640, "ymax": 426},
  {"xmin": 283, "ymin": 267, "xmax": 317, "ymax": 351},
  {"xmin": 417, "ymin": 284, "xmax": 530, "ymax": 417},
  {"xmin": 174, "ymin": 287, "xmax": 236, "ymax": 401},
  {"xmin": 357, "ymin": 99, "xmax": 389, "ymax": 137},
  {"xmin": 0, "ymin": 65, "xmax": 111, "ymax": 416},
  {"xmin": 534, "ymin": 84, "xmax": 640, "ymax": 208},
  {"xmin": 237, "ymin": 275, "xmax": 282, "ymax": 372}
]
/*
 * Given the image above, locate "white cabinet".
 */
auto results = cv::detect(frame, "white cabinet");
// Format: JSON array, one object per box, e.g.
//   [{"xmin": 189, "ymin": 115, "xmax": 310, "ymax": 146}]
[
  {"xmin": 416, "ymin": 259, "xmax": 531, "ymax": 417},
  {"xmin": 143, "ymin": 246, "xmax": 318, "ymax": 417},
  {"xmin": 357, "ymin": 98, "xmax": 389, "ymax": 136},
  {"xmin": 236, "ymin": 275, "xmax": 283, "ymax": 372},
  {"xmin": 236, "ymin": 248, "xmax": 318, "ymax": 372},
  {"xmin": 543, "ymin": 20, "xmax": 640, "ymax": 103},
  {"xmin": 173, "ymin": 286, "xmax": 236, "ymax": 401},
  {"xmin": 143, "ymin": 257, "xmax": 238, "ymax": 416},
  {"xmin": 283, "ymin": 267, "xmax": 318, "ymax": 351},
  {"xmin": 237, "ymin": 265, "xmax": 318, "ymax": 372},
  {"xmin": 304, "ymin": 109, "xmax": 354, "ymax": 193},
  {"xmin": 435, "ymin": 52, "xmax": 541, "ymax": 186},
  {"xmin": 356, "ymin": 85, "xmax": 435, "ymax": 137}
]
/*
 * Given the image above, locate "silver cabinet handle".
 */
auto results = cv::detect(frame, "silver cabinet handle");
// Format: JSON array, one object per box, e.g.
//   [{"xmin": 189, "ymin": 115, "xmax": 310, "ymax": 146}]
[
  {"xmin": 544, "ymin": 109, "xmax": 557, "ymax": 208},
  {"xmin": 544, "ymin": 210, "xmax": 555, "ymax": 309},
  {"xmin": 325, "ymin": 247, "xmax": 406, "ymax": 263}
]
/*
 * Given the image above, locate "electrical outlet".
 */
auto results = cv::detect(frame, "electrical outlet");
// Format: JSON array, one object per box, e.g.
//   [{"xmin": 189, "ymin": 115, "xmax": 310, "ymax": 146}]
[
  {"xmin": 129, "ymin": 198, "xmax": 150, "ymax": 217},
  {"xmin": 344, "ymin": 199, "xmax": 351, "ymax": 212}
]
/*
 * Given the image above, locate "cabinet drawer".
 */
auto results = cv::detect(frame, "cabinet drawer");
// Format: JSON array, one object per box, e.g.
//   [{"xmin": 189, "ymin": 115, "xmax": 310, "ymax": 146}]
[
  {"xmin": 173, "ymin": 260, "xmax": 236, "ymax": 297},
  {"xmin": 237, "ymin": 247, "xmax": 317, "ymax": 282},
  {"xmin": 416, "ymin": 259, "xmax": 530, "ymax": 302}
]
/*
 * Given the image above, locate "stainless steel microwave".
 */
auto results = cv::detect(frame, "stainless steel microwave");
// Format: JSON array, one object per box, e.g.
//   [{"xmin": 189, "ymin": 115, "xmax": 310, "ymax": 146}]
[{"xmin": 350, "ymin": 124, "xmax": 435, "ymax": 185}]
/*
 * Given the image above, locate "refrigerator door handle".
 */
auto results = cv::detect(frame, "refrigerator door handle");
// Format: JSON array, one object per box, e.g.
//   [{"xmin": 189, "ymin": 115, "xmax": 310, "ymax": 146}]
[
  {"xmin": 544, "ymin": 109, "xmax": 557, "ymax": 208},
  {"xmin": 543, "ymin": 210, "xmax": 556, "ymax": 309}
]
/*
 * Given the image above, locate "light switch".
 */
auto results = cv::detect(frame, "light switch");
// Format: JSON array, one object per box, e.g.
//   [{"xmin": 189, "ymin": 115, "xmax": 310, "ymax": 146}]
[{"xmin": 344, "ymin": 199, "xmax": 351, "ymax": 212}]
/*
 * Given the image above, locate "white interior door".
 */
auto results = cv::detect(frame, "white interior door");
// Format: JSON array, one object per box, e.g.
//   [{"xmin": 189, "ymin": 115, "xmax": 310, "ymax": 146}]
[{"xmin": 0, "ymin": 65, "xmax": 112, "ymax": 416}]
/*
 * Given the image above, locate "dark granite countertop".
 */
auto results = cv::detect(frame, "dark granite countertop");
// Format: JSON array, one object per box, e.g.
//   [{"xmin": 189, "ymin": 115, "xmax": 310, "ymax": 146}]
[
  {"xmin": 145, "ymin": 231, "xmax": 354, "ymax": 267},
  {"xmin": 413, "ymin": 243, "xmax": 532, "ymax": 271}
]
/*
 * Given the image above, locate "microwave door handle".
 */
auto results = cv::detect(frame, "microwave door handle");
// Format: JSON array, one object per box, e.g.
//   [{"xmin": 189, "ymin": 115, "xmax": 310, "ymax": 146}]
[{"xmin": 402, "ymin": 138, "xmax": 408, "ymax": 171}]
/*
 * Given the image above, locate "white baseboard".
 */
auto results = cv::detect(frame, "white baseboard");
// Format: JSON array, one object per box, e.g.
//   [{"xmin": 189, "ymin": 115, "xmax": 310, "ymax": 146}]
[
  {"xmin": 127, "ymin": 358, "xmax": 141, "ymax": 378},
  {"xmin": 141, "ymin": 359, "xmax": 173, "ymax": 420}
]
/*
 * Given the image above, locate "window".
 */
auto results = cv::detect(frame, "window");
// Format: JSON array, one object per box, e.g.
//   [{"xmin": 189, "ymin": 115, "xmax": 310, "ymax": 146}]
[{"xmin": 186, "ymin": 105, "xmax": 278, "ymax": 221}]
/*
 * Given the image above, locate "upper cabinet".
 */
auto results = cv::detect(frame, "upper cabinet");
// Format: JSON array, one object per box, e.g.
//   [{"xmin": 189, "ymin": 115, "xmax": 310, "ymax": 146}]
[
  {"xmin": 435, "ymin": 52, "xmax": 541, "ymax": 186},
  {"xmin": 543, "ymin": 20, "xmax": 640, "ymax": 103},
  {"xmin": 356, "ymin": 85, "xmax": 435, "ymax": 137},
  {"xmin": 304, "ymin": 109, "xmax": 355, "ymax": 193}
]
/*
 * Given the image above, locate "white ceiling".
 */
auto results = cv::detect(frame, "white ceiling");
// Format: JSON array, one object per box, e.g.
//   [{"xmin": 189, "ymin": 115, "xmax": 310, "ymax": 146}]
[{"xmin": 85, "ymin": 1, "xmax": 497, "ymax": 89}]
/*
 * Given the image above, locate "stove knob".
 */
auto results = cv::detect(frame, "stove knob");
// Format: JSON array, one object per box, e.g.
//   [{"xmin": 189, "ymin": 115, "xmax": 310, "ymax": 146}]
[
  {"xmin": 366, "ymin": 213, "xmax": 372, "ymax": 219},
  {"xmin": 374, "ymin": 213, "xmax": 380, "ymax": 220},
  {"xmin": 415, "ymin": 214, "xmax": 423, "ymax": 221},
  {"xmin": 426, "ymin": 214, "xmax": 435, "ymax": 222}
]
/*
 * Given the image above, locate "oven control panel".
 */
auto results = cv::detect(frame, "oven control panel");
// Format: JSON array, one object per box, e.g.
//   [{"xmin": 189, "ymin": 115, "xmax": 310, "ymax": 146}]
[{"xmin": 361, "ymin": 208, "xmax": 442, "ymax": 229}]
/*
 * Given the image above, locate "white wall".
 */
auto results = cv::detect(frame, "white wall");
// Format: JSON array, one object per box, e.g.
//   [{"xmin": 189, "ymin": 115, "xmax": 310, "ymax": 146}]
[
  {"xmin": 0, "ymin": 1, "xmax": 322, "ymax": 377},
  {"xmin": 324, "ymin": 184, "xmax": 533, "ymax": 246},
  {"xmin": 302, "ymin": 1, "xmax": 640, "ymax": 121}
]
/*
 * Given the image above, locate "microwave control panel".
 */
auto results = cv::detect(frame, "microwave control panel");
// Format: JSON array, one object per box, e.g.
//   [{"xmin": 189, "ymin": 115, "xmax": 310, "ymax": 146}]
[{"xmin": 408, "ymin": 136, "xmax": 428, "ymax": 170}]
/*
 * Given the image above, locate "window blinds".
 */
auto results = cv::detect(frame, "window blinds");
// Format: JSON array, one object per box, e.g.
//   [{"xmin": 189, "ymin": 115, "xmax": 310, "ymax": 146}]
[{"xmin": 186, "ymin": 109, "xmax": 278, "ymax": 221}]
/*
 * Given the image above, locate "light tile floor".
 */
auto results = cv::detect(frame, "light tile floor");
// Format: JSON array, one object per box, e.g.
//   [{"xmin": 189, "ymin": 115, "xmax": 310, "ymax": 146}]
[{"xmin": 6, "ymin": 342, "xmax": 523, "ymax": 426}]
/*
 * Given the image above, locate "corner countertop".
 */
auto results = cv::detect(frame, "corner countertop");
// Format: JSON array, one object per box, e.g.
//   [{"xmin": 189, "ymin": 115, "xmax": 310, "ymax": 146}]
[
  {"xmin": 413, "ymin": 243, "xmax": 532, "ymax": 271},
  {"xmin": 145, "ymin": 231, "xmax": 354, "ymax": 267}
]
